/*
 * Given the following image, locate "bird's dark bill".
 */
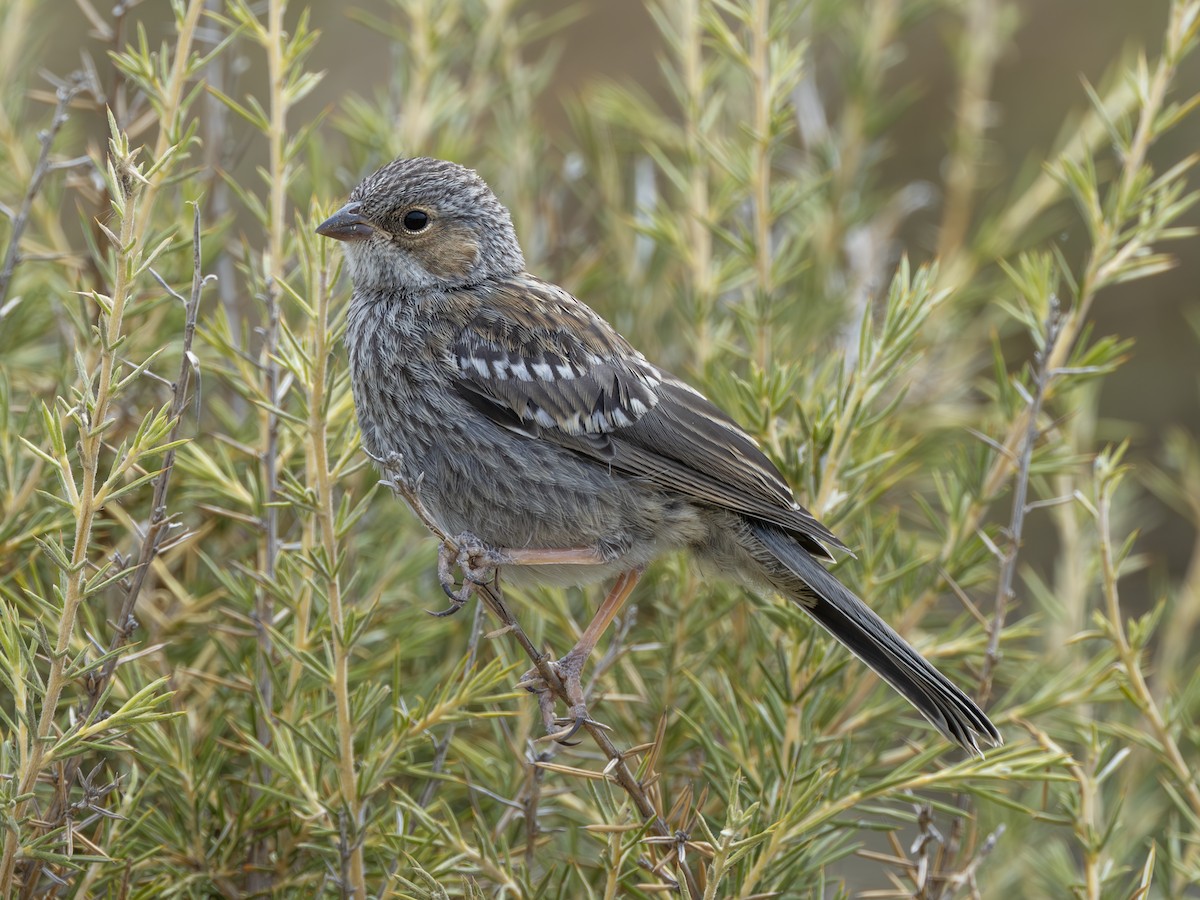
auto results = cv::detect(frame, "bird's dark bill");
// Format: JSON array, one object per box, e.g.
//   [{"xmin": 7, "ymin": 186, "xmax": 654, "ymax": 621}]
[{"xmin": 316, "ymin": 203, "xmax": 375, "ymax": 242}]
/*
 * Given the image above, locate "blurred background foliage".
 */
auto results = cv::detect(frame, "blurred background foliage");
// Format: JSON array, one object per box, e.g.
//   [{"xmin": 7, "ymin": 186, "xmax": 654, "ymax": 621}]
[{"xmin": 1, "ymin": 0, "xmax": 1199, "ymax": 897}]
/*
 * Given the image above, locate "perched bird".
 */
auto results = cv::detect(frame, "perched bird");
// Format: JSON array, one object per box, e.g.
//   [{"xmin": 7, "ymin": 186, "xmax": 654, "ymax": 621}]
[{"xmin": 317, "ymin": 156, "xmax": 1001, "ymax": 754}]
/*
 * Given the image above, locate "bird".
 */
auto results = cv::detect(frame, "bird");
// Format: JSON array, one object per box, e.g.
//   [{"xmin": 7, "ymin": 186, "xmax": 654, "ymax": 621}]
[{"xmin": 316, "ymin": 156, "xmax": 1001, "ymax": 754}]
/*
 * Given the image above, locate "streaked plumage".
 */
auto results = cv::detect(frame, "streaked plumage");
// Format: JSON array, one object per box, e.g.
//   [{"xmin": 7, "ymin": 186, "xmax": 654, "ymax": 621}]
[
  {"xmin": 318, "ymin": 156, "xmax": 1001, "ymax": 753},
  {"xmin": 452, "ymin": 275, "xmax": 845, "ymax": 561}
]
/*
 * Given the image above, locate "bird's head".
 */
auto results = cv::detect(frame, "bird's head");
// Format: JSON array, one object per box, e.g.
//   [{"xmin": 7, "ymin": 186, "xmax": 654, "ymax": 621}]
[{"xmin": 316, "ymin": 157, "xmax": 525, "ymax": 293}]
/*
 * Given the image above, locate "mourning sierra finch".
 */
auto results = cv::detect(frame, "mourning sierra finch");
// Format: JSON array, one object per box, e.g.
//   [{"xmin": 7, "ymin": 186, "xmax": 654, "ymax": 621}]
[{"xmin": 317, "ymin": 156, "xmax": 1001, "ymax": 754}]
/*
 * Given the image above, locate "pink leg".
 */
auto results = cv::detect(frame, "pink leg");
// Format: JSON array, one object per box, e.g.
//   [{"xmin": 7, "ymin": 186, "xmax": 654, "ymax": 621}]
[
  {"xmin": 526, "ymin": 568, "xmax": 645, "ymax": 743},
  {"xmin": 497, "ymin": 547, "xmax": 610, "ymax": 567},
  {"xmin": 435, "ymin": 531, "xmax": 644, "ymax": 742},
  {"xmin": 563, "ymin": 568, "xmax": 643, "ymax": 664},
  {"xmin": 436, "ymin": 535, "xmax": 609, "ymax": 614}
]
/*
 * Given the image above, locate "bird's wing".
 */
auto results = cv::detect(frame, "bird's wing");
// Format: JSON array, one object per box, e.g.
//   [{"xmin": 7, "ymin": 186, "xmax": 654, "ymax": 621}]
[{"xmin": 449, "ymin": 276, "xmax": 847, "ymax": 559}]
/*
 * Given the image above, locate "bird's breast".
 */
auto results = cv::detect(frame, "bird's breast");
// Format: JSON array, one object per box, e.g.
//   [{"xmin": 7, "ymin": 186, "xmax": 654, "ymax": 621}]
[{"xmin": 341, "ymin": 290, "xmax": 704, "ymax": 583}]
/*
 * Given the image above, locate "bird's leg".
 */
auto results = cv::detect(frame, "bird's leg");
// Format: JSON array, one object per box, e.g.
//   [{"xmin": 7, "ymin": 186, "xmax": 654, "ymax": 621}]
[
  {"xmin": 431, "ymin": 531, "xmax": 642, "ymax": 742},
  {"xmin": 521, "ymin": 567, "xmax": 644, "ymax": 743},
  {"xmin": 433, "ymin": 531, "xmax": 610, "ymax": 615}
]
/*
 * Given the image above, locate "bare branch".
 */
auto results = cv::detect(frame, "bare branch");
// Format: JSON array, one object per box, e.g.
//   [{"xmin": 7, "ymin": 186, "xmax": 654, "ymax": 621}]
[
  {"xmin": 977, "ymin": 298, "xmax": 1064, "ymax": 707},
  {"xmin": 0, "ymin": 75, "xmax": 91, "ymax": 324}
]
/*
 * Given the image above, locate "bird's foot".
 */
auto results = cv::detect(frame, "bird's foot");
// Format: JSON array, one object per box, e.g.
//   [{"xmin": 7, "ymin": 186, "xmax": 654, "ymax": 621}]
[
  {"xmin": 517, "ymin": 649, "xmax": 604, "ymax": 745},
  {"xmin": 432, "ymin": 531, "xmax": 505, "ymax": 617},
  {"xmin": 368, "ymin": 450, "xmax": 418, "ymax": 493}
]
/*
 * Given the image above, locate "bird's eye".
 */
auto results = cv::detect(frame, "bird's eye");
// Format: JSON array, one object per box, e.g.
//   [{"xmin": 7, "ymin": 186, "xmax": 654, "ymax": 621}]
[{"xmin": 402, "ymin": 209, "xmax": 430, "ymax": 232}]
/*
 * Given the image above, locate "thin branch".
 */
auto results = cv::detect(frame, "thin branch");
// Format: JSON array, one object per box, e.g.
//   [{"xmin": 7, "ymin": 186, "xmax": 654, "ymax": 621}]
[
  {"xmin": 749, "ymin": 0, "xmax": 774, "ymax": 373},
  {"xmin": 0, "ymin": 76, "xmax": 88, "ymax": 324},
  {"xmin": 977, "ymin": 299, "xmax": 1063, "ymax": 707},
  {"xmin": 517, "ymin": 599, "xmax": 641, "ymax": 875},
  {"xmin": 249, "ymin": 0, "xmax": 292, "ymax": 891},
  {"xmin": 1096, "ymin": 455, "xmax": 1200, "ymax": 828},
  {"xmin": 375, "ymin": 456, "xmax": 702, "ymax": 899}
]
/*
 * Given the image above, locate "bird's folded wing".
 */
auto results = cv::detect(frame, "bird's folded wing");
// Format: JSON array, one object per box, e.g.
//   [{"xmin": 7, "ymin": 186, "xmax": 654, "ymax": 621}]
[{"xmin": 449, "ymin": 277, "xmax": 847, "ymax": 560}]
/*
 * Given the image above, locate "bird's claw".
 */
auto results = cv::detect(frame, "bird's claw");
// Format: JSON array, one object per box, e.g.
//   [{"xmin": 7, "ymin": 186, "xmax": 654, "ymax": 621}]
[
  {"xmin": 533, "ymin": 691, "xmax": 592, "ymax": 746},
  {"xmin": 429, "ymin": 590, "xmax": 467, "ymax": 618},
  {"xmin": 431, "ymin": 531, "xmax": 505, "ymax": 616},
  {"xmin": 432, "ymin": 541, "xmax": 471, "ymax": 616},
  {"xmin": 545, "ymin": 713, "xmax": 588, "ymax": 745},
  {"xmin": 520, "ymin": 652, "xmax": 599, "ymax": 745},
  {"xmin": 452, "ymin": 531, "xmax": 507, "ymax": 585}
]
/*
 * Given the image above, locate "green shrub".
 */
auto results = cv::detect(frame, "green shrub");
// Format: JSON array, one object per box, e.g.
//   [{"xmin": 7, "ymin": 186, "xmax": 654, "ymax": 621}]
[{"xmin": 1, "ymin": 0, "xmax": 1198, "ymax": 896}]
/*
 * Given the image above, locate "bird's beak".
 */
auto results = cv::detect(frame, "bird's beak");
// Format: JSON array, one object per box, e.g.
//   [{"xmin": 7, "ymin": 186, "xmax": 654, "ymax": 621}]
[{"xmin": 315, "ymin": 202, "xmax": 375, "ymax": 242}]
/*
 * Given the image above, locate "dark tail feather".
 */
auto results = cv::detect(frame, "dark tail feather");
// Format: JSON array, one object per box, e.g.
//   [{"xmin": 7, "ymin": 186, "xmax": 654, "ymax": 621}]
[{"xmin": 748, "ymin": 522, "xmax": 1001, "ymax": 754}]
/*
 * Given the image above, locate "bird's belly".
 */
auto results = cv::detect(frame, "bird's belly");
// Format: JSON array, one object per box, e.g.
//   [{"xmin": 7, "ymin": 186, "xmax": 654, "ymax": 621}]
[
  {"xmin": 358, "ymin": 399, "xmax": 704, "ymax": 584},
  {"xmin": 424, "ymin": 429, "xmax": 642, "ymax": 557}
]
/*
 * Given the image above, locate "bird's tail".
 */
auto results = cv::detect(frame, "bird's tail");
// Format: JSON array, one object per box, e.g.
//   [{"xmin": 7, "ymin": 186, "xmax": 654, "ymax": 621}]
[{"xmin": 747, "ymin": 522, "xmax": 1001, "ymax": 754}]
